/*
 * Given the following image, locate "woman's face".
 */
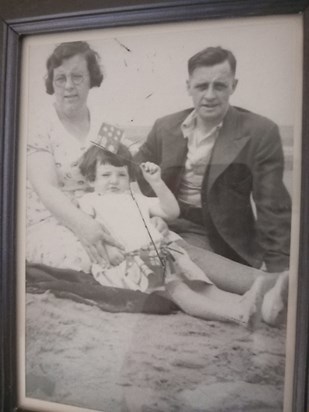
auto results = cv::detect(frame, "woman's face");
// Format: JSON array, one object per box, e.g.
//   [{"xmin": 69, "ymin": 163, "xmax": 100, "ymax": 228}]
[{"xmin": 53, "ymin": 53, "xmax": 91, "ymax": 116}]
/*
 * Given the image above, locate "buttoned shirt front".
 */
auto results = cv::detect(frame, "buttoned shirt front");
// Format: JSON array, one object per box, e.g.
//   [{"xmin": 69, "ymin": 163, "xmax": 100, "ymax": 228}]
[{"xmin": 177, "ymin": 110, "xmax": 222, "ymax": 208}]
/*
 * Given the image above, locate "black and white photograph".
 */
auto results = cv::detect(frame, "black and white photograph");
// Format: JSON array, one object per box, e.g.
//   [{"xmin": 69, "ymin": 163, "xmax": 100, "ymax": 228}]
[{"xmin": 17, "ymin": 14, "xmax": 302, "ymax": 412}]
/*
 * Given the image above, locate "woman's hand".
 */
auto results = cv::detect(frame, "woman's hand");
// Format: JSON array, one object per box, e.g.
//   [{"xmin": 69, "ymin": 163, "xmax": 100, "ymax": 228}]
[
  {"xmin": 75, "ymin": 214, "xmax": 124, "ymax": 265},
  {"xmin": 105, "ymin": 245, "xmax": 125, "ymax": 266},
  {"xmin": 150, "ymin": 216, "xmax": 169, "ymax": 237}
]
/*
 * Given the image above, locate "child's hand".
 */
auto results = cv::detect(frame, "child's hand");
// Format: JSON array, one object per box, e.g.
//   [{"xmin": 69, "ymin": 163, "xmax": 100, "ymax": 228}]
[
  {"xmin": 106, "ymin": 245, "xmax": 125, "ymax": 266},
  {"xmin": 140, "ymin": 162, "xmax": 162, "ymax": 184}
]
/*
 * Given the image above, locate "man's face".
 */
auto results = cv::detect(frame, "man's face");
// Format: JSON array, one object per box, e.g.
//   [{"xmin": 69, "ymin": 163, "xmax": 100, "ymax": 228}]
[{"xmin": 187, "ymin": 60, "xmax": 238, "ymax": 125}]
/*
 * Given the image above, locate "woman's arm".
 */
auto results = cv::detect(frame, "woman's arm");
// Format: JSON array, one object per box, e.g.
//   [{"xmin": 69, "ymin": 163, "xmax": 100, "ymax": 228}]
[
  {"xmin": 140, "ymin": 162, "xmax": 180, "ymax": 221},
  {"xmin": 28, "ymin": 151, "xmax": 121, "ymax": 264}
]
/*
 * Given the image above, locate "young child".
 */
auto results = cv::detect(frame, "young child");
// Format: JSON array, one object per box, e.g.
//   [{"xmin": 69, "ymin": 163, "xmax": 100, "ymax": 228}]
[{"xmin": 78, "ymin": 143, "xmax": 265, "ymax": 328}]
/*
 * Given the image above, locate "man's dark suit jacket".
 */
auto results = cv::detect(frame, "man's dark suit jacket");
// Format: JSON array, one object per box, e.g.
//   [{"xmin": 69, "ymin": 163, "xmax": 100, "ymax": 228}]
[{"xmin": 134, "ymin": 106, "xmax": 291, "ymax": 272}]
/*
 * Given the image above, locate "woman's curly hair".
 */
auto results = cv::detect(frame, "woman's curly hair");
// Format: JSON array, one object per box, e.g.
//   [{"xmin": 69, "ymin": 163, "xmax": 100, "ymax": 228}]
[{"xmin": 45, "ymin": 41, "xmax": 103, "ymax": 94}]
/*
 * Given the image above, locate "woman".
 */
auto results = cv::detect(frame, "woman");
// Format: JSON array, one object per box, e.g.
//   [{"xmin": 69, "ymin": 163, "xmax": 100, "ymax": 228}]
[
  {"xmin": 27, "ymin": 41, "xmax": 121, "ymax": 271},
  {"xmin": 27, "ymin": 41, "xmax": 177, "ymax": 272},
  {"xmin": 26, "ymin": 41, "xmax": 287, "ymax": 326}
]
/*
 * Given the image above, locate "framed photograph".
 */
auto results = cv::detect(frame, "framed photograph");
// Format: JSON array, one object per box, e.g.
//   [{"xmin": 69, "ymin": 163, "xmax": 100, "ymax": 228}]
[{"xmin": 1, "ymin": 1, "xmax": 309, "ymax": 412}]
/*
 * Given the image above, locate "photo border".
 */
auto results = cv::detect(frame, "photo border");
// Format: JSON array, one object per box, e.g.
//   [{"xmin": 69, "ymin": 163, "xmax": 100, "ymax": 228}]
[{"xmin": 1, "ymin": 1, "xmax": 309, "ymax": 411}]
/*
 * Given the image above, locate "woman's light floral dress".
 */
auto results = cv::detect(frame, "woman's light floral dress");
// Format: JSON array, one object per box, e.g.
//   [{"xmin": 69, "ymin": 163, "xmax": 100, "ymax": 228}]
[{"xmin": 26, "ymin": 104, "xmax": 103, "ymax": 271}]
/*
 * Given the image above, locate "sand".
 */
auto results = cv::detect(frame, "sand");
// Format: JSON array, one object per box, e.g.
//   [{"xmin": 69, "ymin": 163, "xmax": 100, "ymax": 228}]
[{"xmin": 24, "ymin": 291, "xmax": 287, "ymax": 412}]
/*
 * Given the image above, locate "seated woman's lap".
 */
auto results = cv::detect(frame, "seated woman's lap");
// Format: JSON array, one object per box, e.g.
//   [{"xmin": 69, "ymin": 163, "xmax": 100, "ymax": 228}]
[
  {"xmin": 27, "ymin": 219, "xmax": 91, "ymax": 272},
  {"xmin": 26, "ymin": 216, "xmax": 265, "ymax": 294}
]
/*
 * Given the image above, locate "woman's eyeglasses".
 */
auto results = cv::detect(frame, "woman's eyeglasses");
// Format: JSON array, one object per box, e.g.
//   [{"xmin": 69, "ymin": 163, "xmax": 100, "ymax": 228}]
[{"xmin": 53, "ymin": 73, "xmax": 86, "ymax": 87}]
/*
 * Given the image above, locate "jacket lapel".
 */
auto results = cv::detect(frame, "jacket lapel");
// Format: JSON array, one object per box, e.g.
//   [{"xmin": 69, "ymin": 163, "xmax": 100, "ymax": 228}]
[
  {"xmin": 206, "ymin": 106, "xmax": 251, "ymax": 192},
  {"xmin": 161, "ymin": 123, "xmax": 188, "ymax": 192},
  {"xmin": 162, "ymin": 111, "xmax": 189, "ymax": 168}
]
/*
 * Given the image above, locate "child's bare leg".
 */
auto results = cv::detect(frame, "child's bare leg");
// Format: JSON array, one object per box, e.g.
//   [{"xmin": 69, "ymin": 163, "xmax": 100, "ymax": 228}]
[{"xmin": 165, "ymin": 276, "xmax": 264, "ymax": 328}]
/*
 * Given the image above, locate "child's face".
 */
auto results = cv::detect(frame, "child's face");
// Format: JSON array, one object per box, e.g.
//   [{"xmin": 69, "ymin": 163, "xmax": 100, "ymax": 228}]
[{"xmin": 92, "ymin": 163, "xmax": 130, "ymax": 193}]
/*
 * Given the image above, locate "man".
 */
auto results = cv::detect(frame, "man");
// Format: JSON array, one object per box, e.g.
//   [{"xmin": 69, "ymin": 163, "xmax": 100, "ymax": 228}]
[{"xmin": 135, "ymin": 46, "xmax": 291, "ymax": 273}]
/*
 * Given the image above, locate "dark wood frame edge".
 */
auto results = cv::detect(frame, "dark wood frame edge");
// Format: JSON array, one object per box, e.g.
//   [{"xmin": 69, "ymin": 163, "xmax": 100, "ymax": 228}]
[{"xmin": 1, "ymin": 2, "xmax": 309, "ymax": 411}]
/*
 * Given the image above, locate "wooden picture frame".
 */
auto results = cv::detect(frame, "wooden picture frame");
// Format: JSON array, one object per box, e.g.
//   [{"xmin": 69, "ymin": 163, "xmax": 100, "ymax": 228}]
[{"xmin": 1, "ymin": 1, "xmax": 309, "ymax": 411}]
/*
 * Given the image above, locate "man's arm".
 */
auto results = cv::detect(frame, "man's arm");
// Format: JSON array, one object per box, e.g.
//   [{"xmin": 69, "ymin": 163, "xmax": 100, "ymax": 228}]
[{"xmin": 252, "ymin": 124, "xmax": 291, "ymax": 272}]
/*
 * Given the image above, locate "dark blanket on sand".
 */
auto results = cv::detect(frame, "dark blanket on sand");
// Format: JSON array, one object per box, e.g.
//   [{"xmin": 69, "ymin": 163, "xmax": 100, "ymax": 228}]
[{"xmin": 26, "ymin": 263, "xmax": 178, "ymax": 314}]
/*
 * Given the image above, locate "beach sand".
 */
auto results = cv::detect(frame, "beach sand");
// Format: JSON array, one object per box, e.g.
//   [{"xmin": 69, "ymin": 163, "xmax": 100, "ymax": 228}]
[{"xmin": 25, "ymin": 291, "xmax": 286, "ymax": 412}]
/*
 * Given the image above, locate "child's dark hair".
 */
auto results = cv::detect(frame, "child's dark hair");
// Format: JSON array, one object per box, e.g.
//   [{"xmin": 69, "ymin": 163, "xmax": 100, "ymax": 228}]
[{"xmin": 79, "ymin": 143, "xmax": 137, "ymax": 182}]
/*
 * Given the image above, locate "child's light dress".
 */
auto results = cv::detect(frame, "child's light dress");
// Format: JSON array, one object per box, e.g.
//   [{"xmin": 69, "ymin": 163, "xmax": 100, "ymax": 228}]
[{"xmin": 78, "ymin": 192, "xmax": 212, "ymax": 292}]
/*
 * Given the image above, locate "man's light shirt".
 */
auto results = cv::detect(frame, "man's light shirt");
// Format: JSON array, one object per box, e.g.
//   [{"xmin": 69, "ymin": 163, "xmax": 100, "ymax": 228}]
[{"xmin": 177, "ymin": 110, "xmax": 222, "ymax": 208}]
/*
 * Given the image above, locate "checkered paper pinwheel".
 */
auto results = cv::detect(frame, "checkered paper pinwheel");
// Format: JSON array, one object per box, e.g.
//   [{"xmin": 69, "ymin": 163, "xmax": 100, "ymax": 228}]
[{"xmin": 95, "ymin": 122, "xmax": 124, "ymax": 154}]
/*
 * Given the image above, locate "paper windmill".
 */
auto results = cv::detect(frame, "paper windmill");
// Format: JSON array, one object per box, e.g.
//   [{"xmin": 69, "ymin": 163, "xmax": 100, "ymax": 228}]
[{"xmin": 95, "ymin": 122, "xmax": 124, "ymax": 154}]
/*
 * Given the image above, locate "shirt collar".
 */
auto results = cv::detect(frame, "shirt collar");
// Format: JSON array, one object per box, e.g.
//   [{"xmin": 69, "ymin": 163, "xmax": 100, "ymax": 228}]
[{"xmin": 181, "ymin": 109, "xmax": 223, "ymax": 140}]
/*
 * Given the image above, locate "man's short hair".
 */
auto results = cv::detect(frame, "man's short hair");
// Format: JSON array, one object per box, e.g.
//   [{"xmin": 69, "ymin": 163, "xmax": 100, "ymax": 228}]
[{"xmin": 188, "ymin": 47, "xmax": 237, "ymax": 76}]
